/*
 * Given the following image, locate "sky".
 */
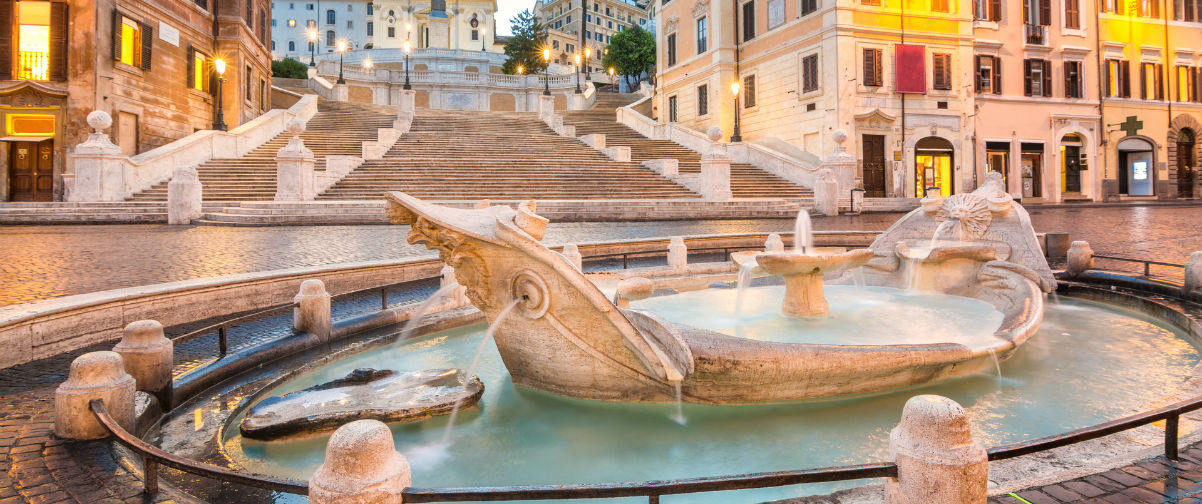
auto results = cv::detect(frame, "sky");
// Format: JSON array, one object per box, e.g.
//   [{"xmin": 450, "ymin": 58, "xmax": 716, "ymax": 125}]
[{"xmin": 496, "ymin": 0, "xmax": 533, "ymax": 36}]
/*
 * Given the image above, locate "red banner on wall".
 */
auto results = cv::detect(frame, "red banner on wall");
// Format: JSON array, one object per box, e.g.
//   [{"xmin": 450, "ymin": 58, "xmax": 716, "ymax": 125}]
[{"xmin": 894, "ymin": 44, "xmax": 927, "ymax": 94}]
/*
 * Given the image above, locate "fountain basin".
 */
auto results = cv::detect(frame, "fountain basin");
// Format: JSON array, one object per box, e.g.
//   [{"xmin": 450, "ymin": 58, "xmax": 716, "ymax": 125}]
[{"xmin": 732, "ymin": 248, "xmax": 874, "ymax": 316}]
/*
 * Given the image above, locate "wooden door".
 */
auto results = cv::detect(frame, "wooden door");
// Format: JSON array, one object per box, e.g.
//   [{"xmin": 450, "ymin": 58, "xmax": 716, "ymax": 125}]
[
  {"xmin": 1178, "ymin": 141, "xmax": 1195, "ymax": 198},
  {"xmin": 8, "ymin": 140, "xmax": 54, "ymax": 201},
  {"xmin": 862, "ymin": 134, "xmax": 887, "ymax": 197}
]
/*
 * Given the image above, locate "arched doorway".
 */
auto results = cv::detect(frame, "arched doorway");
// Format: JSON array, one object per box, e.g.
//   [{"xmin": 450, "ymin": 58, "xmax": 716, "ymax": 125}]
[
  {"xmin": 915, "ymin": 136, "xmax": 954, "ymax": 197},
  {"xmin": 1117, "ymin": 137, "xmax": 1155, "ymax": 196},
  {"xmin": 1177, "ymin": 129, "xmax": 1195, "ymax": 198},
  {"xmin": 1060, "ymin": 134, "xmax": 1085, "ymax": 194}
]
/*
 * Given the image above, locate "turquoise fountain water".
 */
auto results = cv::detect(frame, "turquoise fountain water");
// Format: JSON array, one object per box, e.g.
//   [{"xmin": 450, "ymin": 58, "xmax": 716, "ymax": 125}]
[{"xmin": 224, "ymin": 294, "xmax": 1199, "ymax": 504}]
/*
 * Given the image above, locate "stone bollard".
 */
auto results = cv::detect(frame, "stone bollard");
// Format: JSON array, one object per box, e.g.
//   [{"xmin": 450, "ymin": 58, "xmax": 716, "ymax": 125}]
[
  {"xmin": 69, "ymin": 110, "xmax": 128, "ymax": 202},
  {"xmin": 1044, "ymin": 232, "xmax": 1070, "ymax": 258},
  {"xmin": 112, "ymin": 320, "xmax": 174, "ymax": 409},
  {"xmin": 886, "ymin": 395, "xmax": 988, "ymax": 504},
  {"xmin": 1066, "ymin": 241, "xmax": 1094, "ymax": 277},
  {"xmin": 765, "ymin": 233, "xmax": 785, "ymax": 253},
  {"xmin": 310, "ymin": 420, "xmax": 411, "ymax": 504},
  {"xmin": 1184, "ymin": 251, "xmax": 1202, "ymax": 294},
  {"xmin": 812, "ymin": 168, "xmax": 840, "ymax": 217},
  {"xmin": 54, "ymin": 351, "xmax": 136, "ymax": 440},
  {"xmin": 167, "ymin": 165, "xmax": 203, "ymax": 225},
  {"xmin": 294, "ymin": 279, "xmax": 332, "ymax": 341},
  {"xmin": 275, "ymin": 118, "xmax": 316, "ymax": 201},
  {"xmin": 699, "ymin": 126, "xmax": 733, "ymax": 201},
  {"xmin": 562, "ymin": 244, "xmax": 584, "ymax": 271},
  {"xmin": 539, "ymin": 94, "xmax": 555, "ymax": 121},
  {"xmin": 667, "ymin": 237, "xmax": 688, "ymax": 271}
]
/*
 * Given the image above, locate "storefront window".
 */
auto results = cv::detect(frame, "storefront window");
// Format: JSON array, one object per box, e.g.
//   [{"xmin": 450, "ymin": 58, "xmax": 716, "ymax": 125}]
[{"xmin": 915, "ymin": 137, "xmax": 954, "ymax": 197}]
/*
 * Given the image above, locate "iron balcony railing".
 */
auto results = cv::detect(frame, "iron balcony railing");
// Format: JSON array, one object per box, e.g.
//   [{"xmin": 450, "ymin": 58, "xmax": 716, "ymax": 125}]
[{"xmin": 1024, "ymin": 24, "xmax": 1048, "ymax": 45}]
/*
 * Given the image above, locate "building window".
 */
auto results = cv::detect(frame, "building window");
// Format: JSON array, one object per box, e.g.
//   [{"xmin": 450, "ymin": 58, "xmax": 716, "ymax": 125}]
[
  {"xmin": 596, "ymin": 32, "xmax": 603, "ymax": 41},
  {"xmin": 288, "ymin": 40, "xmax": 295, "ymax": 51},
  {"xmin": 246, "ymin": 0, "xmax": 253, "ymax": 24},
  {"xmin": 666, "ymin": 32, "xmax": 677, "ymax": 66},
  {"xmin": 8, "ymin": 1, "xmax": 68, "ymax": 81},
  {"xmin": 696, "ymin": 16, "xmax": 707, "ymax": 53},
  {"xmin": 1102, "ymin": 0, "xmax": 1123, "ymax": 13},
  {"xmin": 260, "ymin": 78, "xmax": 266, "ymax": 110},
  {"xmin": 1064, "ymin": 0, "xmax": 1080, "ymax": 27},
  {"xmin": 976, "ymin": 55, "xmax": 1001, "ymax": 94},
  {"xmin": 1138, "ymin": 0, "xmax": 1160, "ymax": 16},
  {"xmin": 367, "ymin": 2, "xmax": 373, "ymax": 15},
  {"xmin": 113, "ymin": 12, "xmax": 152, "ymax": 70},
  {"xmin": 974, "ymin": 0, "xmax": 1001, "ymax": 19},
  {"xmin": 1024, "ymin": 58, "xmax": 1051, "ymax": 96},
  {"xmin": 259, "ymin": 9, "xmax": 266, "ymax": 42},
  {"xmin": 326, "ymin": 9, "xmax": 335, "ymax": 24},
  {"xmin": 585, "ymin": 13, "xmax": 591, "ymax": 22},
  {"xmin": 245, "ymin": 65, "xmax": 252, "ymax": 98},
  {"xmin": 346, "ymin": 20, "xmax": 352, "ymax": 28},
  {"xmin": 307, "ymin": 19, "xmax": 315, "ymax": 27},
  {"xmin": 187, "ymin": 47, "xmax": 210, "ymax": 91},
  {"xmin": 367, "ymin": 22, "xmax": 373, "ymax": 36},
  {"xmin": 863, "ymin": 47, "xmax": 883, "ymax": 87},
  {"xmin": 1177, "ymin": 66, "xmax": 1197, "ymax": 101},
  {"xmin": 326, "ymin": 29, "xmax": 335, "ymax": 46},
  {"xmin": 1105, "ymin": 59, "xmax": 1131, "ymax": 97},
  {"xmin": 346, "ymin": 3, "xmax": 352, "ymax": 10},
  {"xmin": 932, "ymin": 53, "xmax": 952, "ymax": 90},
  {"xmin": 306, "ymin": 2, "xmax": 313, "ymax": 9},
  {"xmin": 697, "ymin": 84, "xmax": 708, "ymax": 115},
  {"xmin": 1174, "ymin": 0, "xmax": 1199, "ymax": 20},
  {"xmin": 743, "ymin": 75, "xmax": 756, "ymax": 107},
  {"xmin": 288, "ymin": 18, "xmax": 296, "ymax": 26},
  {"xmin": 1024, "ymin": 0, "xmax": 1050, "ymax": 24},
  {"xmin": 931, "ymin": 0, "xmax": 950, "ymax": 12},
  {"xmin": 801, "ymin": 0, "xmax": 818, "ymax": 15},
  {"xmin": 272, "ymin": 18, "xmax": 277, "ymax": 26},
  {"xmin": 741, "ymin": 0, "xmax": 755, "ymax": 41},
  {"xmin": 553, "ymin": 40, "xmax": 560, "ymax": 49},
  {"xmin": 801, "ymin": 53, "xmax": 819, "ymax": 92},
  {"xmin": 668, "ymin": 95, "xmax": 678, "ymax": 121},
  {"xmin": 387, "ymin": 26, "xmax": 394, "ymax": 37},
  {"xmin": 607, "ymin": 20, "xmax": 613, "ymax": 28},
  {"xmin": 1065, "ymin": 60, "xmax": 1083, "ymax": 98},
  {"xmin": 1141, "ymin": 62, "xmax": 1164, "ymax": 100},
  {"xmin": 472, "ymin": 29, "xmax": 479, "ymax": 40}
]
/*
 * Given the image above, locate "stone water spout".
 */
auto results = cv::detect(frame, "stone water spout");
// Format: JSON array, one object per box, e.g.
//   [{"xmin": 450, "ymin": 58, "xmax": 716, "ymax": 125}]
[{"xmin": 731, "ymin": 248, "xmax": 874, "ymax": 316}]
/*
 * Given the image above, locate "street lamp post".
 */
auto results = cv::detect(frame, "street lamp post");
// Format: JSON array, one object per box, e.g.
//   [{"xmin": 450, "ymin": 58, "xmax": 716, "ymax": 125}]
[
  {"xmin": 542, "ymin": 48, "xmax": 551, "ymax": 96},
  {"xmin": 573, "ymin": 54, "xmax": 582, "ymax": 93},
  {"xmin": 363, "ymin": 57, "xmax": 373, "ymax": 76},
  {"xmin": 308, "ymin": 30, "xmax": 317, "ymax": 66},
  {"xmin": 213, "ymin": 59, "xmax": 227, "ymax": 131},
  {"xmin": 481, "ymin": 26, "xmax": 487, "ymax": 52},
  {"xmin": 584, "ymin": 47, "xmax": 591, "ymax": 85},
  {"xmin": 336, "ymin": 40, "xmax": 348, "ymax": 84},
  {"xmin": 403, "ymin": 39, "xmax": 412, "ymax": 89},
  {"xmin": 608, "ymin": 67, "xmax": 615, "ymax": 93},
  {"xmin": 730, "ymin": 81, "xmax": 742, "ymax": 142}
]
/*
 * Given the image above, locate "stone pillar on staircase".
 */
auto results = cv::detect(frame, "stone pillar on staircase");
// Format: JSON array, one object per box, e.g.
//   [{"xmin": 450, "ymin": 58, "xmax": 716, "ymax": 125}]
[
  {"xmin": 397, "ymin": 89, "xmax": 416, "ymax": 114},
  {"xmin": 167, "ymin": 165, "xmax": 203, "ymax": 225},
  {"xmin": 539, "ymin": 94, "xmax": 555, "ymax": 121},
  {"xmin": 570, "ymin": 92, "xmax": 586, "ymax": 111},
  {"xmin": 69, "ymin": 111, "xmax": 129, "ymax": 202},
  {"xmin": 275, "ymin": 118, "xmax": 317, "ymax": 201},
  {"xmin": 699, "ymin": 126, "xmax": 733, "ymax": 201},
  {"xmin": 822, "ymin": 129, "xmax": 857, "ymax": 201},
  {"xmin": 812, "ymin": 168, "xmax": 840, "ymax": 217}
]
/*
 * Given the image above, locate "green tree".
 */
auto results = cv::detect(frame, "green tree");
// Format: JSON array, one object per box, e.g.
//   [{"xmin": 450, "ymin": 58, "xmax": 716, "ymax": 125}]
[
  {"xmin": 601, "ymin": 25, "xmax": 655, "ymax": 88},
  {"xmin": 501, "ymin": 9, "xmax": 550, "ymax": 75},
  {"xmin": 271, "ymin": 58, "xmax": 309, "ymax": 79}
]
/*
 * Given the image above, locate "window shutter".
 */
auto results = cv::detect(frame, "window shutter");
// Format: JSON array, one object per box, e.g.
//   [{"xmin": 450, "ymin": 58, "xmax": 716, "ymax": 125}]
[
  {"xmin": 991, "ymin": 0, "xmax": 1002, "ymax": 20},
  {"xmin": 933, "ymin": 54, "xmax": 942, "ymax": 89},
  {"xmin": 1158, "ymin": 64, "xmax": 1165, "ymax": 100},
  {"xmin": 874, "ymin": 49, "xmax": 882, "ymax": 86},
  {"xmin": 974, "ymin": 55, "xmax": 982, "ymax": 92},
  {"xmin": 1121, "ymin": 60, "xmax": 1131, "ymax": 97},
  {"xmin": 1039, "ymin": 0, "xmax": 1051, "ymax": 24},
  {"xmin": 49, "ymin": 2, "xmax": 68, "ymax": 81},
  {"xmin": 1066, "ymin": 0, "xmax": 1079, "ymax": 27},
  {"xmin": 0, "ymin": 0, "xmax": 13, "ymax": 81},
  {"xmin": 1064, "ymin": 61, "xmax": 1072, "ymax": 97},
  {"xmin": 1023, "ymin": 59, "xmax": 1033, "ymax": 96},
  {"xmin": 1023, "ymin": 0, "xmax": 1031, "ymax": 22},
  {"xmin": 140, "ymin": 22, "xmax": 153, "ymax": 70},
  {"xmin": 993, "ymin": 57, "xmax": 1002, "ymax": 93},
  {"xmin": 1140, "ymin": 63, "xmax": 1147, "ymax": 99},
  {"xmin": 1195, "ymin": 67, "xmax": 1202, "ymax": 102},
  {"xmin": 112, "ymin": 9, "xmax": 122, "ymax": 61},
  {"xmin": 864, "ymin": 49, "xmax": 873, "ymax": 86},
  {"xmin": 186, "ymin": 47, "xmax": 194, "ymax": 88},
  {"xmin": 1042, "ymin": 60, "xmax": 1052, "ymax": 97}
]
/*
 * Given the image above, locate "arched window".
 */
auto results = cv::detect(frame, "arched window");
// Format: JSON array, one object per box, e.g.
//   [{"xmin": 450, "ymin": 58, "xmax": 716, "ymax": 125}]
[
  {"xmin": 367, "ymin": 2, "xmax": 374, "ymax": 14},
  {"xmin": 288, "ymin": 40, "xmax": 296, "ymax": 51},
  {"xmin": 326, "ymin": 30, "xmax": 335, "ymax": 46},
  {"xmin": 326, "ymin": 9, "xmax": 335, "ymax": 24}
]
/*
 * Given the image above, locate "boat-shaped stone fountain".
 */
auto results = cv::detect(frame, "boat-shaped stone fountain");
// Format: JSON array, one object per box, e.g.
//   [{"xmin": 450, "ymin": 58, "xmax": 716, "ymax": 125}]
[{"xmin": 384, "ymin": 172, "xmax": 1052, "ymax": 404}]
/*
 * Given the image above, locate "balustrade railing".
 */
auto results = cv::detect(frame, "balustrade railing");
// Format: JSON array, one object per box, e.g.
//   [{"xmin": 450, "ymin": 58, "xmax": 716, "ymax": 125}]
[{"xmin": 17, "ymin": 51, "xmax": 48, "ymax": 81}]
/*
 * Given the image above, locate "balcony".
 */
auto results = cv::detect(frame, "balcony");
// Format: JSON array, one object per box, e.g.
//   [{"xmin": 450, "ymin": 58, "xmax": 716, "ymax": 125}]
[
  {"xmin": 17, "ymin": 51, "xmax": 48, "ymax": 81},
  {"xmin": 1024, "ymin": 24, "xmax": 1048, "ymax": 45}
]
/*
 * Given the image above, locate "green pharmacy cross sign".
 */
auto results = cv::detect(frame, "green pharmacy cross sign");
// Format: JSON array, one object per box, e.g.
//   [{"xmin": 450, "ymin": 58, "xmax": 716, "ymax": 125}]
[{"xmin": 1117, "ymin": 115, "xmax": 1143, "ymax": 137}]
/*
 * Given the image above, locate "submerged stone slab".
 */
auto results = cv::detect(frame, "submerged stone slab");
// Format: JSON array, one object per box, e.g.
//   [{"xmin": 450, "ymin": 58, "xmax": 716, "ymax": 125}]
[{"xmin": 240, "ymin": 368, "xmax": 483, "ymax": 439}]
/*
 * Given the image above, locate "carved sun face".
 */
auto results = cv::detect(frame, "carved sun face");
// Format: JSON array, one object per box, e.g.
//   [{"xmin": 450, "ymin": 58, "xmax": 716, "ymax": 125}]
[{"xmin": 935, "ymin": 193, "xmax": 993, "ymax": 240}]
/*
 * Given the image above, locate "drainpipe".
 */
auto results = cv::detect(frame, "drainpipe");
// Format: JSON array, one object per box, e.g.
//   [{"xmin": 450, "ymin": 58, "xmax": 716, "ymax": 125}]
[
  {"xmin": 1163, "ymin": 0, "xmax": 1171, "ymax": 197},
  {"xmin": 900, "ymin": 0, "xmax": 908, "ymax": 196},
  {"xmin": 1094, "ymin": 0, "xmax": 1106, "ymax": 192},
  {"xmin": 733, "ymin": 0, "xmax": 741, "ymax": 142}
]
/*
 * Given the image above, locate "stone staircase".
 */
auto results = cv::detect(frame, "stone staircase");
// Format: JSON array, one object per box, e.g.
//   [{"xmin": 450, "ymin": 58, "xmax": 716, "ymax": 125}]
[
  {"xmin": 0, "ymin": 202, "xmax": 227, "ymax": 224},
  {"xmin": 317, "ymin": 109, "xmax": 700, "ymax": 200},
  {"xmin": 563, "ymin": 93, "xmax": 814, "ymax": 199},
  {"xmin": 127, "ymin": 100, "xmax": 398, "ymax": 202}
]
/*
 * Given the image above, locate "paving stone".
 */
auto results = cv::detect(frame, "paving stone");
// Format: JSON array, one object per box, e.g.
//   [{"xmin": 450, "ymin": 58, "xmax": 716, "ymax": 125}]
[
  {"xmin": 1042, "ymin": 484, "xmax": 1085, "ymax": 501},
  {"xmin": 1063, "ymin": 480, "xmax": 1108, "ymax": 498}
]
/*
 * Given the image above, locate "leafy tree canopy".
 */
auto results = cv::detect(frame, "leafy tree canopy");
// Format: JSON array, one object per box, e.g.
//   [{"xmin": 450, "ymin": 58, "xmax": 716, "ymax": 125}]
[
  {"xmin": 600, "ymin": 25, "xmax": 655, "ymax": 80},
  {"xmin": 501, "ymin": 10, "xmax": 550, "ymax": 74},
  {"xmin": 272, "ymin": 58, "xmax": 309, "ymax": 79}
]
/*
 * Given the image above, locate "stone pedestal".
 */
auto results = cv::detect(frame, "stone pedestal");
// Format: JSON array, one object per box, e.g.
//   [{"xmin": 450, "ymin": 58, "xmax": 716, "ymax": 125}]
[
  {"xmin": 54, "ymin": 351, "xmax": 136, "ymax": 440},
  {"xmin": 1184, "ymin": 251, "xmax": 1201, "ymax": 294},
  {"xmin": 112, "ymin": 320, "xmax": 174, "ymax": 408},
  {"xmin": 699, "ymin": 127, "xmax": 732, "ymax": 201},
  {"xmin": 70, "ymin": 111, "xmax": 129, "ymax": 202},
  {"xmin": 562, "ymin": 244, "xmax": 583, "ymax": 271},
  {"xmin": 310, "ymin": 420, "xmax": 411, "ymax": 504},
  {"xmin": 332, "ymin": 83, "xmax": 349, "ymax": 102},
  {"xmin": 294, "ymin": 279, "xmax": 332, "ymax": 340},
  {"xmin": 397, "ymin": 89, "xmax": 416, "ymax": 115},
  {"xmin": 1066, "ymin": 240, "xmax": 1094, "ymax": 277},
  {"xmin": 570, "ymin": 92, "xmax": 586, "ymax": 111},
  {"xmin": 167, "ymin": 165, "xmax": 203, "ymax": 225},
  {"xmin": 1044, "ymin": 232, "xmax": 1070, "ymax": 258},
  {"xmin": 812, "ymin": 169, "xmax": 840, "ymax": 217},
  {"xmin": 821, "ymin": 129, "xmax": 857, "ymax": 201},
  {"xmin": 538, "ymin": 95, "xmax": 555, "ymax": 121},
  {"xmin": 276, "ymin": 118, "xmax": 316, "ymax": 201},
  {"xmin": 667, "ymin": 237, "xmax": 687, "ymax": 271},
  {"xmin": 886, "ymin": 395, "xmax": 988, "ymax": 504}
]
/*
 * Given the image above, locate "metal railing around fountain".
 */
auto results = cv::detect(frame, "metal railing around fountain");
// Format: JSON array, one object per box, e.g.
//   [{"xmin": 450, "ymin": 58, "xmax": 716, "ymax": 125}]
[
  {"xmin": 90, "ymin": 395, "xmax": 1201, "ymax": 502},
  {"xmin": 1089, "ymin": 255, "xmax": 1187, "ymax": 283},
  {"xmin": 584, "ymin": 245, "xmax": 866, "ymax": 270}
]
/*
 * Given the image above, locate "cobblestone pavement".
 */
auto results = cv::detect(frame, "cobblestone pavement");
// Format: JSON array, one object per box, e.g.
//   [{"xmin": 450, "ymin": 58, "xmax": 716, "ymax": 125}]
[
  {"xmin": 990, "ymin": 448, "xmax": 1202, "ymax": 503},
  {"xmin": 0, "ymin": 207, "xmax": 1197, "ymax": 307}
]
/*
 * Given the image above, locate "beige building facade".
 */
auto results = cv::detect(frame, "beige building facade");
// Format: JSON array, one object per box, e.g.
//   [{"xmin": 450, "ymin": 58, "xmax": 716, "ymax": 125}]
[
  {"xmin": 535, "ymin": 0, "xmax": 651, "ymax": 72},
  {"xmin": 368, "ymin": 0, "xmax": 500, "ymax": 52}
]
